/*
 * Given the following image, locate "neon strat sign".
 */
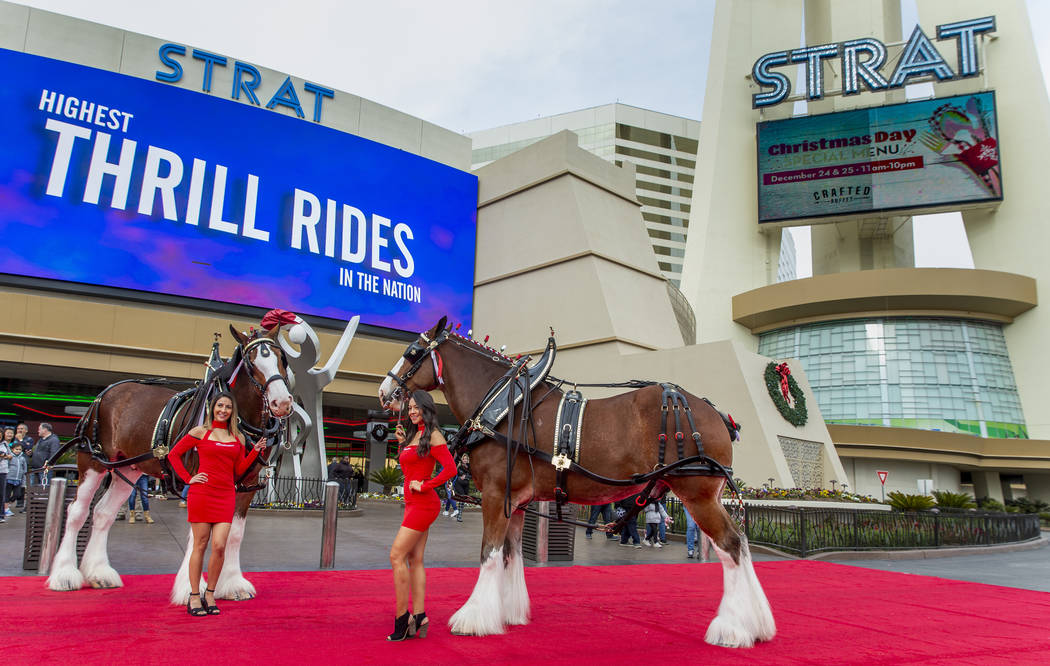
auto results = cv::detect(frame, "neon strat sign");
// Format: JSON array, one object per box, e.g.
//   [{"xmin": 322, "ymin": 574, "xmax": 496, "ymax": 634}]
[{"xmin": 752, "ymin": 16, "xmax": 995, "ymax": 108}]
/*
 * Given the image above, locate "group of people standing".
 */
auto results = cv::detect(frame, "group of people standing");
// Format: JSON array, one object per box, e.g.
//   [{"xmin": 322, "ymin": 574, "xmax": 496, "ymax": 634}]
[
  {"xmin": 327, "ymin": 456, "xmax": 365, "ymax": 503},
  {"xmin": 586, "ymin": 495, "xmax": 709, "ymax": 559},
  {"xmin": 0, "ymin": 422, "xmax": 60, "ymax": 523}
]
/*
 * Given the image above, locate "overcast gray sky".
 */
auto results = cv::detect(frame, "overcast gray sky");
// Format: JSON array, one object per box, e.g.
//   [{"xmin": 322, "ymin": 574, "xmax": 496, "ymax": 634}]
[{"xmin": 12, "ymin": 0, "xmax": 1050, "ymax": 275}]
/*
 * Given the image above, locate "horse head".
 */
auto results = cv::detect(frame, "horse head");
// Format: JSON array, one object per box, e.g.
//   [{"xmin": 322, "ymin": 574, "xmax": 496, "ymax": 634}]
[
  {"xmin": 229, "ymin": 324, "xmax": 294, "ymax": 420},
  {"xmin": 379, "ymin": 316, "xmax": 448, "ymax": 412}
]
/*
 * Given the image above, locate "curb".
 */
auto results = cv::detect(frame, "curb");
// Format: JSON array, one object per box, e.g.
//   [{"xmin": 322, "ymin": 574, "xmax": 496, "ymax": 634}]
[{"xmin": 745, "ymin": 534, "xmax": 1049, "ymax": 561}]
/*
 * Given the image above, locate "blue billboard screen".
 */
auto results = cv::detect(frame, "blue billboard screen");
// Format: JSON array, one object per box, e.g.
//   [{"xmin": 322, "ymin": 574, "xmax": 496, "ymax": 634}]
[
  {"xmin": 757, "ymin": 92, "xmax": 1002, "ymax": 224},
  {"xmin": 0, "ymin": 48, "xmax": 478, "ymax": 332}
]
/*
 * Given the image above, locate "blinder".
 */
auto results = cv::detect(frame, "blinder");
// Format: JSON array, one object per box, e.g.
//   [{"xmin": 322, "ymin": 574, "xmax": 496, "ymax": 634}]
[
  {"xmin": 386, "ymin": 329, "xmax": 449, "ymax": 403},
  {"xmin": 241, "ymin": 336, "xmax": 289, "ymax": 395}
]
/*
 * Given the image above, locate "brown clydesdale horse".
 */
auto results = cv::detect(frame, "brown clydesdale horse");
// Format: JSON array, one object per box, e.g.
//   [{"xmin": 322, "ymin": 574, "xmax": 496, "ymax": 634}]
[
  {"xmin": 379, "ymin": 318, "xmax": 775, "ymax": 647},
  {"xmin": 46, "ymin": 325, "xmax": 293, "ymax": 603}
]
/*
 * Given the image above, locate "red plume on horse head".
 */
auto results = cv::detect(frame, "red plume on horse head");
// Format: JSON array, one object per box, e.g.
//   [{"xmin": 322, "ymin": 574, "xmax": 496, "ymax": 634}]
[{"xmin": 261, "ymin": 309, "xmax": 299, "ymax": 331}]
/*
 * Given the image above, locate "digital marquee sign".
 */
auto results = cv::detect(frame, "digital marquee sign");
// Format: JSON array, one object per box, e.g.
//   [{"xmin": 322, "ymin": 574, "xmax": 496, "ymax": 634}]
[
  {"xmin": 756, "ymin": 92, "xmax": 1002, "ymax": 224},
  {"xmin": 0, "ymin": 48, "xmax": 478, "ymax": 332}
]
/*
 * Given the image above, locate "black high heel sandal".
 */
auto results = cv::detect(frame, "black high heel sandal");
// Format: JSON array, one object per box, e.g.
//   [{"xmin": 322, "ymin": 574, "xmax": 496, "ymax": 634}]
[
  {"xmin": 204, "ymin": 588, "xmax": 221, "ymax": 615},
  {"xmin": 412, "ymin": 612, "xmax": 429, "ymax": 638},
  {"xmin": 187, "ymin": 592, "xmax": 207, "ymax": 617},
  {"xmin": 387, "ymin": 611, "xmax": 411, "ymax": 641}
]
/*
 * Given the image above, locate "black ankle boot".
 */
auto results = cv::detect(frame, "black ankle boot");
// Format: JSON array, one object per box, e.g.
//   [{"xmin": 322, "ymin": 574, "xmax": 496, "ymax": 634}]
[
  {"xmin": 387, "ymin": 611, "xmax": 411, "ymax": 641},
  {"xmin": 412, "ymin": 612, "xmax": 428, "ymax": 638}
]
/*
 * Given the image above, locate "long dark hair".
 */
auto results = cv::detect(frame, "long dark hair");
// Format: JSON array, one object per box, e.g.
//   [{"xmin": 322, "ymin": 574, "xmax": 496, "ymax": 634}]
[
  {"xmin": 408, "ymin": 389, "xmax": 440, "ymax": 458},
  {"xmin": 209, "ymin": 391, "xmax": 244, "ymax": 443}
]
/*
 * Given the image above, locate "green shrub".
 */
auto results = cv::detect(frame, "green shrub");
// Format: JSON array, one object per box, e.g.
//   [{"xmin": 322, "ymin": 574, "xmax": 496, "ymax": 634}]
[
  {"xmin": 1039, "ymin": 512, "xmax": 1050, "ymax": 524},
  {"xmin": 368, "ymin": 466, "xmax": 404, "ymax": 495},
  {"xmin": 1007, "ymin": 497, "xmax": 1050, "ymax": 514},
  {"xmin": 976, "ymin": 496, "xmax": 1006, "ymax": 512},
  {"xmin": 931, "ymin": 490, "xmax": 976, "ymax": 509},
  {"xmin": 887, "ymin": 491, "xmax": 935, "ymax": 511}
]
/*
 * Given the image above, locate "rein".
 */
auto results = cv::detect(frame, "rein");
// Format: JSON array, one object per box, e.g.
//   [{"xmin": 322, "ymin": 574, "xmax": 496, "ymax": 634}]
[
  {"xmin": 48, "ymin": 335, "xmax": 291, "ymax": 494},
  {"xmin": 388, "ymin": 327, "xmax": 743, "ymax": 535}
]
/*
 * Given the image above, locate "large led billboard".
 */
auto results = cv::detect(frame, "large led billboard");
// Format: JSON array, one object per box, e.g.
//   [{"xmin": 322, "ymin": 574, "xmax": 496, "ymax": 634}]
[
  {"xmin": 757, "ymin": 92, "xmax": 1001, "ymax": 224},
  {"xmin": 0, "ymin": 48, "xmax": 478, "ymax": 332}
]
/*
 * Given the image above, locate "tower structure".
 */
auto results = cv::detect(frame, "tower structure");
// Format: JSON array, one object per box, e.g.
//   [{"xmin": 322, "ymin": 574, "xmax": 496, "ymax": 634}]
[{"xmin": 679, "ymin": 0, "xmax": 1050, "ymax": 500}]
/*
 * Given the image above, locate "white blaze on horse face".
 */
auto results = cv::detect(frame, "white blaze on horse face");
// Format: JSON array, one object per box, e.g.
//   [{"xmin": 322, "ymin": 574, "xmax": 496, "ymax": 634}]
[
  {"xmin": 255, "ymin": 345, "xmax": 293, "ymax": 417},
  {"xmin": 378, "ymin": 358, "xmax": 404, "ymax": 409}
]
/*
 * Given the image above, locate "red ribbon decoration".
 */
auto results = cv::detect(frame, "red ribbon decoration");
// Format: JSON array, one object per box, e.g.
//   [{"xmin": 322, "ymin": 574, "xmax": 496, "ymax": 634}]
[
  {"xmin": 775, "ymin": 362, "xmax": 792, "ymax": 401},
  {"xmin": 261, "ymin": 308, "xmax": 299, "ymax": 331}
]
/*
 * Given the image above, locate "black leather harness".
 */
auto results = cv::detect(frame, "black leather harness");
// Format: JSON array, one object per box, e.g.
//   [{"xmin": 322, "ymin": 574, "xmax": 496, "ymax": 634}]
[
  {"xmin": 391, "ymin": 329, "xmax": 744, "ymax": 535},
  {"xmin": 40, "ymin": 337, "xmax": 289, "ymax": 494}
]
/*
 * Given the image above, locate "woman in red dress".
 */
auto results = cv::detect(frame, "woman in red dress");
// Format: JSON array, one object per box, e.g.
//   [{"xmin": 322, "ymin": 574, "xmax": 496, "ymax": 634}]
[
  {"xmin": 168, "ymin": 392, "xmax": 267, "ymax": 616},
  {"xmin": 387, "ymin": 389, "xmax": 457, "ymax": 641}
]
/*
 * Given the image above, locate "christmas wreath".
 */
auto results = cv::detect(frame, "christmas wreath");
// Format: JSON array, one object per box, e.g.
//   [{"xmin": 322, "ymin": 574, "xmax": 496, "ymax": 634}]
[{"xmin": 764, "ymin": 361, "xmax": 807, "ymax": 426}]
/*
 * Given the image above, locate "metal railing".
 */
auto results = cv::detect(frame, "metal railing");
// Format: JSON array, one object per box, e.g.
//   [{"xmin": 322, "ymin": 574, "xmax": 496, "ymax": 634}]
[
  {"xmin": 249, "ymin": 476, "xmax": 358, "ymax": 510},
  {"xmin": 742, "ymin": 505, "xmax": 1040, "ymax": 556},
  {"xmin": 576, "ymin": 499, "xmax": 1041, "ymax": 557}
]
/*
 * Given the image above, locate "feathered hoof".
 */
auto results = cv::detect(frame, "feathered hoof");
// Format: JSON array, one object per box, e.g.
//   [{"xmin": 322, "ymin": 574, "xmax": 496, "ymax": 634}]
[
  {"xmin": 84, "ymin": 567, "xmax": 123, "ymax": 589},
  {"xmin": 46, "ymin": 567, "xmax": 84, "ymax": 592},
  {"xmin": 705, "ymin": 616, "xmax": 757, "ymax": 648},
  {"xmin": 448, "ymin": 607, "xmax": 506, "ymax": 636},
  {"xmin": 214, "ymin": 576, "xmax": 256, "ymax": 601}
]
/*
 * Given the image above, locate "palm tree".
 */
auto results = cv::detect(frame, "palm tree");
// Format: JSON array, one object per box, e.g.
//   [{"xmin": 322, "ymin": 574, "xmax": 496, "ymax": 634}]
[{"xmin": 368, "ymin": 466, "xmax": 404, "ymax": 495}]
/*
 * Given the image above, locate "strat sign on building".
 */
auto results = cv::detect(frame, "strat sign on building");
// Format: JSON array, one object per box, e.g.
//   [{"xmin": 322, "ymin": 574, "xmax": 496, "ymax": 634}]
[
  {"xmin": 751, "ymin": 16, "xmax": 1002, "ymax": 225},
  {"xmin": 0, "ymin": 47, "xmax": 478, "ymax": 333},
  {"xmin": 751, "ymin": 16, "xmax": 996, "ymax": 108}
]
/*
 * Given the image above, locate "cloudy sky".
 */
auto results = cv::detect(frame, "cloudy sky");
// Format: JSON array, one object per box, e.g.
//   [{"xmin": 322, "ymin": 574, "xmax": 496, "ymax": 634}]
[{"xmin": 12, "ymin": 0, "xmax": 1049, "ymax": 275}]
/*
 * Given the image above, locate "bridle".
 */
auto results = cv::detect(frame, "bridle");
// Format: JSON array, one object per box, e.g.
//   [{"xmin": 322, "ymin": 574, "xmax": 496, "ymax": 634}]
[
  {"xmin": 228, "ymin": 335, "xmax": 292, "ymax": 490},
  {"xmin": 385, "ymin": 328, "xmax": 452, "ymax": 407},
  {"xmin": 237, "ymin": 337, "xmax": 290, "ymax": 398}
]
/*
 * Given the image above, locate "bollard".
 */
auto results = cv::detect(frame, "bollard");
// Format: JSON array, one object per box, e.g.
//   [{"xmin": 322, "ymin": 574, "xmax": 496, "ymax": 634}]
[
  {"xmin": 38, "ymin": 477, "xmax": 68, "ymax": 577},
  {"xmin": 534, "ymin": 501, "xmax": 550, "ymax": 564},
  {"xmin": 320, "ymin": 481, "xmax": 339, "ymax": 569}
]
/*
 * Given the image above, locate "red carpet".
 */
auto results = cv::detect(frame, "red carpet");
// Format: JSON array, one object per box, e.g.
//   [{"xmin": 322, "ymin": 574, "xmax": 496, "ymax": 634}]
[{"xmin": 6, "ymin": 561, "xmax": 1050, "ymax": 665}]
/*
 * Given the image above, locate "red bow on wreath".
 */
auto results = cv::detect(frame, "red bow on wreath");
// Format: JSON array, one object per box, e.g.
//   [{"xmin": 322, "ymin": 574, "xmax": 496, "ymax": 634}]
[
  {"xmin": 775, "ymin": 363, "xmax": 792, "ymax": 401},
  {"xmin": 261, "ymin": 309, "xmax": 299, "ymax": 331}
]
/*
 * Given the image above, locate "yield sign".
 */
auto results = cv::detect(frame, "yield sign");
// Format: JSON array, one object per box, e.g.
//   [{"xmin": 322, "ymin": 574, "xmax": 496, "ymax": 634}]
[{"xmin": 876, "ymin": 470, "xmax": 888, "ymax": 485}]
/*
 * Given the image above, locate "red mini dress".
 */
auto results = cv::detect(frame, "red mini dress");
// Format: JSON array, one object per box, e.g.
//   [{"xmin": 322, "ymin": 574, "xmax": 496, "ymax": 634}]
[
  {"xmin": 399, "ymin": 431, "xmax": 457, "ymax": 531},
  {"xmin": 168, "ymin": 423, "xmax": 260, "ymax": 524}
]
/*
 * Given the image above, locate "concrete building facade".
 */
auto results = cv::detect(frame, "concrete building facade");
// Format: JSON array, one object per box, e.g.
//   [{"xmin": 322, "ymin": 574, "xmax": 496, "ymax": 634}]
[
  {"xmin": 678, "ymin": 0, "xmax": 1050, "ymax": 501},
  {"xmin": 470, "ymin": 104, "xmax": 700, "ymax": 287}
]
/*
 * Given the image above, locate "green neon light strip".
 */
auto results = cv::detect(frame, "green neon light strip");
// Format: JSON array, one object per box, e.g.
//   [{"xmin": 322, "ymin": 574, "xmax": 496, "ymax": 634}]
[
  {"xmin": 0, "ymin": 411, "xmax": 16, "ymax": 416},
  {"xmin": 0, "ymin": 392, "xmax": 96, "ymax": 403}
]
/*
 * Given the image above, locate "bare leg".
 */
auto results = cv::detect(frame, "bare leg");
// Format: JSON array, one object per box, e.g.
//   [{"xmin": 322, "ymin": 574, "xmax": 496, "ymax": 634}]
[
  {"xmin": 188, "ymin": 522, "xmax": 212, "ymax": 612},
  {"xmin": 212, "ymin": 513, "xmax": 256, "ymax": 600},
  {"xmin": 204, "ymin": 522, "xmax": 231, "ymax": 608},
  {"xmin": 407, "ymin": 529, "xmax": 430, "ymax": 615},
  {"xmin": 389, "ymin": 526, "xmax": 426, "ymax": 615}
]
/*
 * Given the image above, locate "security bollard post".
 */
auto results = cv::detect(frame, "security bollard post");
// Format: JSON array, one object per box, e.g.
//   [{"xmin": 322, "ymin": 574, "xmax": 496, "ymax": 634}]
[
  {"xmin": 320, "ymin": 481, "xmax": 339, "ymax": 569},
  {"xmin": 38, "ymin": 477, "xmax": 68, "ymax": 576}
]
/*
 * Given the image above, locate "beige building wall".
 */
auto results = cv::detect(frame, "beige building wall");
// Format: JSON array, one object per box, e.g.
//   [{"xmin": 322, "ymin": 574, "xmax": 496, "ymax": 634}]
[
  {"xmin": 677, "ymin": 0, "xmax": 1050, "ymax": 499},
  {"xmin": 473, "ymin": 131, "xmax": 846, "ymax": 489},
  {"xmin": 0, "ymin": 286, "xmax": 405, "ymax": 410},
  {"xmin": 0, "ymin": 1, "xmax": 470, "ymax": 169},
  {"xmin": 0, "ymin": 1, "xmax": 469, "ymax": 412},
  {"xmin": 915, "ymin": 0, "xmax": 1050, "ymax": 440}
]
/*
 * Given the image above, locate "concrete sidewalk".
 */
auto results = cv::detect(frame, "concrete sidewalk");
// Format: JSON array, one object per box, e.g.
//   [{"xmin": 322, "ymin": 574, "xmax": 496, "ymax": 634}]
[{"xmin": 2, "ymin": 497, "xmax": 1047, "ymax": 593}]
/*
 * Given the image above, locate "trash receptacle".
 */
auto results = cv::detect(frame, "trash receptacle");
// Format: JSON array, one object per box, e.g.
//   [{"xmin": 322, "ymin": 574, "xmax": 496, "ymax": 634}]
[
  {"xmin": 522, "ymin": 501, "xmax": 575, "ymax": 564},
  {"xmin": 22, "ymin": 467, "xmax": 97, "ymax": 571}
]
